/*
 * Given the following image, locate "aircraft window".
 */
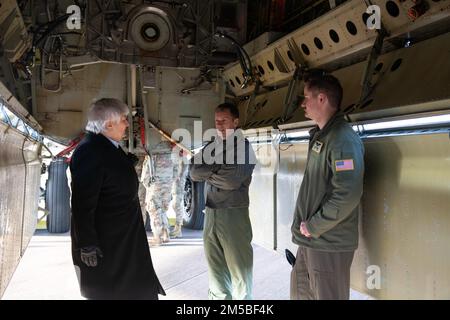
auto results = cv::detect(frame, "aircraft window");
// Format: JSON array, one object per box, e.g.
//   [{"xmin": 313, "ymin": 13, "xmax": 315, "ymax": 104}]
[
  {"xmin": 329, "ymin": 30, "xmax": 340, "ymax": 43},
  {"xmin": 314, "ymin": 37, "xmax": 323, "ymax": 50},
  {"xmin": 235, "ymin": 76, "xmax": 241, "ymax": 85},
  {"xmin": 0, "ymin": 98, "xmax": 42, "ymax": 142},
  {"xmin": 390, "ymin": 58, "xmax": 402, "ymax": 72},
  {"xmin": 3, "ymin": 106, "xmax": 18, "ymax": 127},
  {"xmin": 265, "ymin": 118, "xmax": 274, "ymax": 125},
  {"xmin": 301, "ymin": 44, "xmax": 310, "ymax": 55},
  {"xmin": 346, "ymin": 21, "xmax": 357, "ymax": 36},
  {"xmin": 16, "ymin": 119, "xmax": 27, "ymax": 134},
  {"xmin": 258, "ymin": 65, "xmax": 265, "ymax": 75},
  {"xmin": 267, "ymin": 60, "xmax": 275, "ymax": 71},
  {"xmin": 360, "ymin": 98, "xmax": 374, "ymax": 109},
  {"xmin": 386, "ymin": 1, "xmax": 400, "ymax": 17},
  {"xmin": 287, "ymin": 50, "xmax": 294, "ymax": 61},
  {"xmin": 229, "ymin": 79, "xmax": 235, "ymax": 87},
  {"xmin": 28, "ymin": 128, "xmax": 40, "ymax": 140},
  {"xmin": 0, "ymin": 103, "xmax": 8, "ymax": 124}
]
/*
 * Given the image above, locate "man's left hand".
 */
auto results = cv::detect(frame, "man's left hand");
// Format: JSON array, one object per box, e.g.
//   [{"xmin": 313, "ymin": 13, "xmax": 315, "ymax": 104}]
[{"xmin": 300, "ymin": 222, "xmax": 311, "ymax": 238}]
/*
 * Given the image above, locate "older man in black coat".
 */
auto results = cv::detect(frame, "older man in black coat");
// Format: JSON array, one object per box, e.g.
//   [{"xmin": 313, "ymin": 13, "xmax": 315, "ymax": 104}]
[{"xmin": 70, "ymin": 98, "xmax": 165, "ymax": 300}]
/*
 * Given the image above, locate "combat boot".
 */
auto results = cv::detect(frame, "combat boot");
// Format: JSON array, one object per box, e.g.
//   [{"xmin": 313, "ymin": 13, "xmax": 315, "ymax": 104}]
[
  {"xmin": 170, "ymin": 223, "xmax": 183, "ymax": 238},
  {"xmin": 161, "ymin": 228, "xmax": 170, "ymax": 243}
]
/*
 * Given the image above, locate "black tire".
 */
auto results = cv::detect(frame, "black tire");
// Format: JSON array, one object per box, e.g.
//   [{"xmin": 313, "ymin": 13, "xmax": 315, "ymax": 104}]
[
  {"xmin": 45, "ymin": 157, "xmax": 71, "ymax": 233},
  {"xmin": 182, "ymin": 169, "xmax": 205, "ymax": 230}
]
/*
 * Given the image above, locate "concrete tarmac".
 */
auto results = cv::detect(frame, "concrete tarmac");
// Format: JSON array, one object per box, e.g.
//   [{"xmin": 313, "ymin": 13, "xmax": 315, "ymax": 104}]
[{"xmin": 2, "ymin": 228, "xmax": 370, "ymax": 300}]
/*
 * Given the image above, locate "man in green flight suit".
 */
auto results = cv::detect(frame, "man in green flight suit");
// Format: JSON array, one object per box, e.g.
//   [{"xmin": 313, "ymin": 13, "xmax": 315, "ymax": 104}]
[
  {"xmin": 291, "ymin": 70, "xmax": 365, "ymax": 300},
  {"xmin": 189, "ymin": 102, "xmax": 256, "ymax": 300}
]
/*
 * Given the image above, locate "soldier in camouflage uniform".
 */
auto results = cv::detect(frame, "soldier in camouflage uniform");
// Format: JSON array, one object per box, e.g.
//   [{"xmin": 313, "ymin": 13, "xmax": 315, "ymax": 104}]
[
  {"xmin": 169, "ymin": 148, "xmax": 185, "ymax": 238},
  {"xmin": 141, "ymin": 141, "xmax": 173, "ymax": 246}
]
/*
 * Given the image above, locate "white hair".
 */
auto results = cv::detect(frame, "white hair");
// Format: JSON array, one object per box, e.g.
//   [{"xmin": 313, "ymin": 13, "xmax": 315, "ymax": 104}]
[{"xmin": 85, "ymin": 98, "xmax": 129, "ymax": 134}]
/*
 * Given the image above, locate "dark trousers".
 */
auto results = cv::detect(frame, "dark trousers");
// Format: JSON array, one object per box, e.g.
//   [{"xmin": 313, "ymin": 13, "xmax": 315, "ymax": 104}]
[{"xmin": 290, "ymin": 246, "xmax": 354, "ymax": 300}]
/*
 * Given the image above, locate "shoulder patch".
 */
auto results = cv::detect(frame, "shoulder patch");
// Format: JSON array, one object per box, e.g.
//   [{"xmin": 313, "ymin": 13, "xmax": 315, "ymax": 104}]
[
  {"xmin": 335, "ymin": 159, "xmax": 354, "ymax": 171},
  {"xmin": 312, "ymin": 140, "xmax": 323, "ymax": 153}
]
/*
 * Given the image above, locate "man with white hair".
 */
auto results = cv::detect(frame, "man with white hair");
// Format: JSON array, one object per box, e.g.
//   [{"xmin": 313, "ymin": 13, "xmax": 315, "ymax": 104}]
[{"xmin": 70, "ymin": 98, "xmax": 165, "ymax": 299}]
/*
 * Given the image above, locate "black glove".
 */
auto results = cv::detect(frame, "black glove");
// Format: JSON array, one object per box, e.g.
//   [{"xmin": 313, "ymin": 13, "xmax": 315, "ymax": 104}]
[{"xmin": 80, "ymin": 246, "xmax": 104, "ymax": 267}]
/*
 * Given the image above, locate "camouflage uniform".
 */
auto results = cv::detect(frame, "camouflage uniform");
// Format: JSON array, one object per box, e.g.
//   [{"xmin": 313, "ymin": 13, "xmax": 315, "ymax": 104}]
[
  {"xmin": 136, "ymin": 155, "xmax": 149, "ymax": 228},
  {"xmin": 169, "ymin": 149, "xmax": 185, "ymax": 237},
  {"xmin": 141, "ymin": 141, "xmax": 173, "ymax": 244}
]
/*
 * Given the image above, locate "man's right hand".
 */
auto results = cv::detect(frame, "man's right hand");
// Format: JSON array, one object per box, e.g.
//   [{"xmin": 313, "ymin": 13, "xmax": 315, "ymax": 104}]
[
  {"xmin": 300, "ymin": 222, "xmax": 312, "ymax": 238},
  {"xmin": 80, "ymin": 246, "xmax": 104, "ymax": 267}
]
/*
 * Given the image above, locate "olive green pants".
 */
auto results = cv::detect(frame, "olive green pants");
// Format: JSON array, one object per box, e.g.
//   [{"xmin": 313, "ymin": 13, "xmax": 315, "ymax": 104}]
[
  {"xmin": 290, "ymin": 246, "xmax": 355, "ymax": 300},
  {"xmin": 203, "ymin": 207, "xmax": 253, "ymax": 300}
]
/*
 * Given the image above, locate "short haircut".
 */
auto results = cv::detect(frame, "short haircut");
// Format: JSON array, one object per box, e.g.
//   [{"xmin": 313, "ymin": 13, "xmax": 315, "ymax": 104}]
[
  {"xmin": 85, "ymin": 98, "xmax": 129, "ymax": 134},
  {"xmin": 303, "ymin": 69, "xmax": 343, "ymax": 110},
  {"xmin": 215, "ymin": 102, "xmax": 239, "ymax": 119}
]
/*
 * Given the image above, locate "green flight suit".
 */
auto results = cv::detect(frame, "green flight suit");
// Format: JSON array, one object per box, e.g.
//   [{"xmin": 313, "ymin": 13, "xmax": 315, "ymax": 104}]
[
  {"xmin": 190, "ymin": 130, "xmax": 256, "ymax": 300},
  {"xmin": 291, "ymin": 113, "xmax": 364, "ymax": 299},
  {"xmin": 204, "ymin": 207, "xmax": 253, "ymax": 300}
]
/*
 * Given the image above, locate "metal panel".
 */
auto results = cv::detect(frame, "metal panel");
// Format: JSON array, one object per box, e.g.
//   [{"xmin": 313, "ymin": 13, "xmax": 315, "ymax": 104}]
[
  {"xmin": 352, "ymin": 132, "xmax": 450, "ymax": 299},
  {"xmin": 250, "ymin": 129, "xmax": 450, "ymax": 299},
  {"xmin": 21, "ymin": 140, "xmax": 41, "ymax": 254},
  {"xmin": 147, "ymin": 66, "xmax": 224, "ymax": 148},
  {"xmin": 223, "ymin": 0, "xmax": 450, "ymax": 97},
  {"xmin": 248, "ymin": 141, "xmax": 277, "ymax": 250},
  {"xmin": 276, "ymin": 141, "xmax": 309, "ymax": 255},
  {"xmin": 238, "ymin": 86, "xmax": 288, "ymax": 129},
  {"xmin": 239, "ymin": 32, "xmax": 450, "ymax": 128},
  {"xmin": 0, "ymin": 122, "xmax": 41, "ymax": 298},
  {"xmin": 334, "ymin": 31, "xmax": 450, "ymax": 122},
  {"xmin": 35, "ymin": 63, "xmax": 128, "ymax": 143}
]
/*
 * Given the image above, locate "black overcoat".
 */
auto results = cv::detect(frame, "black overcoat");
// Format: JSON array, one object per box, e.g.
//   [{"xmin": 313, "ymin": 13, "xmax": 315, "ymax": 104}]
[{"xmin": 70, "ymin": 132, "xmax": 165, "ymax": 299}]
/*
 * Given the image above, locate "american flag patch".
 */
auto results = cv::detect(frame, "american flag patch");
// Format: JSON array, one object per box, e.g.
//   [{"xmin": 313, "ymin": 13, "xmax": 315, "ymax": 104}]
[{"xmin": 335, "ymin": 159, "xmax": 354, "ymax": 171}]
